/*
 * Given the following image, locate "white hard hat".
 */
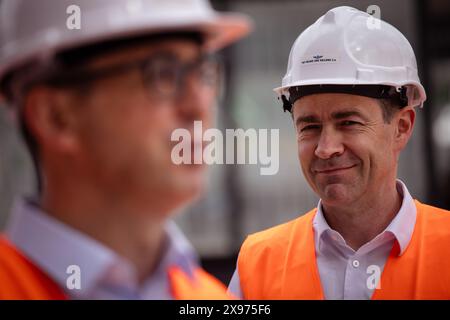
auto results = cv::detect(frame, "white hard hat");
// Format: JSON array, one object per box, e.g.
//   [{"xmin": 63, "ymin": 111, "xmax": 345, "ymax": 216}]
[
  {"xmin": 0, "ymin": 0, "xmax": 253, "ymax": 83},
  {"xmin": 274, "ymin": 6, "xmax": 426, "ymax": 112}
]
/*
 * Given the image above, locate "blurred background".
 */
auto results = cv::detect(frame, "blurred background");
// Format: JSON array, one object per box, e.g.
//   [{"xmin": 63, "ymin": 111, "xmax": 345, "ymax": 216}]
[{"xmin": 1, "ymin": 0, "xmax": 449, "ymax": 285}]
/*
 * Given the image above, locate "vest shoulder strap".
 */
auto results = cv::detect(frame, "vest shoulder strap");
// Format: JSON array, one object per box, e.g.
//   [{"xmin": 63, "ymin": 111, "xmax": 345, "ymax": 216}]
[
  {"xmin": 168, "ymin": 266, "xmax": 232, "ymax": 300},
  {"xmin": 0, "ymin": 236, "xmax": 67, "ymax": 300},
  {"xmin": 373, "ymin": 200, "xmax": 450, "ymax": 299},
  {"xmin": 238, "ymin": 208, "xmax": 321, "ymax": 299}
]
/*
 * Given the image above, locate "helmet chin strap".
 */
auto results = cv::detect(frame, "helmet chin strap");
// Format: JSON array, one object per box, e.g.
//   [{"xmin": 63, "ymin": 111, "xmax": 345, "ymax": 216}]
[
  {"xmin": 280, "ymin": 84, "xmax": 408, "ymax": 113},
  {"xmin": 281, "ymin": 94, "xmax": 292, "ymax": 113}
]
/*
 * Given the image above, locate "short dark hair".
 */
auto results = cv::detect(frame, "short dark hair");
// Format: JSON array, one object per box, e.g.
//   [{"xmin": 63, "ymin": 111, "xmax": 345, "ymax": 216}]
[
  {"xmin": 378, "ymin": 99, "xmax": 402, "ymax": 124},
  {"xmin": 290, "ymin": 97, "xmax": 402, "ymax": 126}
]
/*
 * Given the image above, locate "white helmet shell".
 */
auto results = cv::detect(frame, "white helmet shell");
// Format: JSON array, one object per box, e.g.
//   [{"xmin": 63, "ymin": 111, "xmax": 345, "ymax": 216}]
[
  {"xmin": 274, "ymin": 6, "xmax": 426, "ymax": 108},
  {"xmin": 0, "ymin": 0, "xmax": 253, "ymax": 82}
]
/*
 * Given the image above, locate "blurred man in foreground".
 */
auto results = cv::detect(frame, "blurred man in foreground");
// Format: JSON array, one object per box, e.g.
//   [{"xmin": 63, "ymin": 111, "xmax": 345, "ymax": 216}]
[{"xmin": 0, "ymin": 0, "xmax": 251, "ymax": 299}]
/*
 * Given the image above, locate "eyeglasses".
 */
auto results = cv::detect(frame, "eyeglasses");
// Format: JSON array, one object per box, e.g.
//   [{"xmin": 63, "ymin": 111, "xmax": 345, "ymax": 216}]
[{"xmin": 46, "ymin": 52, "xmax": 222, "ymax": 100}]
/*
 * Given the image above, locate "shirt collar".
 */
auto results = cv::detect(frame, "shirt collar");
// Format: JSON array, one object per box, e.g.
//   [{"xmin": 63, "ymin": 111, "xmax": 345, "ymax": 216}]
[
  {"xmin": 5, "ymin": 197, "xmax": 199, "ymax": 298},
  {"xmin": 313, "ymin": 180, "xmax": 416, "ymax": 256},
  {"xmin": 159, "ymin": 220, "xmax": 199, "ymax": 278}
]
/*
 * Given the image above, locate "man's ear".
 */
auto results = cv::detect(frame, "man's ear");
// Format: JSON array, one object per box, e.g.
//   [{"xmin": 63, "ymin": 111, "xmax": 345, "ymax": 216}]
[
  {"xmin": 23, "ymin": 85, "xmax": 81, "ymax": 154},
  {"xmin": 394, "ymin": 106, "xmax": 416, "ymax": 152}
]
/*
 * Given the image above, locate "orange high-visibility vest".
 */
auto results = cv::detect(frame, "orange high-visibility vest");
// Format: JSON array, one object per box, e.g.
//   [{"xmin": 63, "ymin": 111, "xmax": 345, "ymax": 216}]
[
  {"xmin": 0, "ymin": 236, "xmax": 231, "ymax": 300},
  {"xmin": 238, "ymin": 200, "xmax": 450, "ymax": 300}
]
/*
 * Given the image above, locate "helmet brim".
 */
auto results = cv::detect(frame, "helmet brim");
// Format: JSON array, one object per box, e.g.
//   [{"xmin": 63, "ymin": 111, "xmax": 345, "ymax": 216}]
[{"xmin": 0, "ymin": 12, "xmax": 253, "ymax": 84}]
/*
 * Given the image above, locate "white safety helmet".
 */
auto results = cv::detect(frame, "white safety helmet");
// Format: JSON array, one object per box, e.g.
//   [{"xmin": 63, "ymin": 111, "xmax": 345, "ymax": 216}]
[
  {"xmin": 0, "ymin": 0, "xmax": 252, "ymax": 94},
  {"xmin": 274, "ymin": 6, "xmax": 426, "ymax": 112}
]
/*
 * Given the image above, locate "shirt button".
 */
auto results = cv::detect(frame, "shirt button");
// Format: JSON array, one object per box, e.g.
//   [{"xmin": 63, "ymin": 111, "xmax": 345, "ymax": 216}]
[{"xmin": 352, "ymin": 260, "xmax": 360, "ymax": 268}]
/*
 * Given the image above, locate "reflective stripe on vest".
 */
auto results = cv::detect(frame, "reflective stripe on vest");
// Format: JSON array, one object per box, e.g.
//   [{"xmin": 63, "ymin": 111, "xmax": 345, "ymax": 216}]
[{"xmin": 238, "ymin": 200, "xmax": 450, "ymax": 299}]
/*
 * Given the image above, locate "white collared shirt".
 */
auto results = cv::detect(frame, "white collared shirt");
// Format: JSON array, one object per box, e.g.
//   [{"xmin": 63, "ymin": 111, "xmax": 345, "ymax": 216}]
[
  {"xmin": 6, "ymin": 197, "xmax": 200, "ymax": 300},
  {"xmin": 228, "ymin": 180, "xmax": 417, "ymax": 300}
]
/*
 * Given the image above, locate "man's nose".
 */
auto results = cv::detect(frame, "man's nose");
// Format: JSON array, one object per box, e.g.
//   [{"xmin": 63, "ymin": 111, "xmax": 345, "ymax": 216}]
[
  {"xmin": 314, "ymin": 127, "xmax": 344, "ymax": 159},
  {"xmin": 176, "ymin": 76, "xmax": 213, "ymax": 122}
]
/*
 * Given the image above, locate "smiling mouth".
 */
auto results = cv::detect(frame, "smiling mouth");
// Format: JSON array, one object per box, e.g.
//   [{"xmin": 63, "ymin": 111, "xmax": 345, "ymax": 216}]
[{"xmin": 315, "ymin": 165, "xmax": 357, "ymax": 174}]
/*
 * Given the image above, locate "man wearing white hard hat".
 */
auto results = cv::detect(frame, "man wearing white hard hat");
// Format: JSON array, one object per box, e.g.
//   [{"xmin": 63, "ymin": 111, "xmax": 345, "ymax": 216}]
[
  {"xmin": 0, "ymin": 0, "xmax": 252, "ymax": 299},
  {"xmin": 229, "ymin": 6, "xmax": 450, "ymax": 299}
]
